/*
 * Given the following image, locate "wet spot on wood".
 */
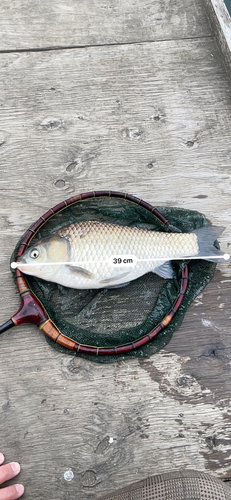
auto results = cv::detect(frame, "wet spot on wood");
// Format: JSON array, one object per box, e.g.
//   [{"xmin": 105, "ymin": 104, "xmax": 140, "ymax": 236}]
[{"xmin": 138, "ymin": 359, "xmax": 163, "ymax": 384}]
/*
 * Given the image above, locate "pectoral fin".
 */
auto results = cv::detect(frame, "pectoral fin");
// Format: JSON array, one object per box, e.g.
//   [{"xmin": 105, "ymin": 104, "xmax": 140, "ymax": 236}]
[{"xmin": 65, "ymin": 265, "xmax": 94, "ymax": 279}]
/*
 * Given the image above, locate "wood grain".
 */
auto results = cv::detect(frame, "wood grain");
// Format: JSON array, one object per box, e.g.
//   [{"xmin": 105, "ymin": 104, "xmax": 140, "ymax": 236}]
[
  {"xmin": 0, "ymin": 38, "xmax": 231, "ymax": 245},
  {"xmin": 0, "ymin": 0, "xmax": 211, "ymax": 51},
  {"xmin": 0, "ymin": 0, "xmax": 231, "ymax": 498}
]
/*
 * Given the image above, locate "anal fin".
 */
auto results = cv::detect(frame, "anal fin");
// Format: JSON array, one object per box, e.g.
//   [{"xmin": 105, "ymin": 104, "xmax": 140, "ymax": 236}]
[
  {"xmin": 153, "ymin": 261, "xmax": 173, "ymax": 279},
  {"xmin": 100, "ymin": 271, "xmax": 131, "ymax": 286},
  {"xmin": 105, "ymin": 281, "xmax": 131, "ymax": 289}
]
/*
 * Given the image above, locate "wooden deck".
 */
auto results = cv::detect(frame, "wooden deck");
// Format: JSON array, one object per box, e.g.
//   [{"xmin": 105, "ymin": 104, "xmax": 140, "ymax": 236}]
[{"xmin": 0, "ymin": 1, "xmax": 231, "ymax": 498}]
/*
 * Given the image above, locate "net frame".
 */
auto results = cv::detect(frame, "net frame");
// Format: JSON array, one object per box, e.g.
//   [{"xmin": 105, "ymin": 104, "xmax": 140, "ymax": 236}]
[{"xmin": 6, "ymin": 190, "xmax": 189, "ymax": 356}]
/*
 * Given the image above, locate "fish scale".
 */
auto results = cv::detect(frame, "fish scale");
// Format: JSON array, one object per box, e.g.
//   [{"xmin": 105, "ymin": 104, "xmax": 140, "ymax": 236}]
[
  {"xmin": 56, "ymin": 221, "xmax": 198, "ymax": 261},
  {"xmin": 54, "ymin": 221, "xmax": 199, "ymax": 287}
]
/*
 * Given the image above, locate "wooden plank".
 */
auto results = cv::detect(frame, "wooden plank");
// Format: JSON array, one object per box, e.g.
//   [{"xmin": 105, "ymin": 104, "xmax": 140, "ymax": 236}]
[
  {"xmin": 205, "ymin": 0, "xmax": 231, "ymax": 76},
  {"xmin": 1, "ymin": 272, "xmax": 231, "ymax": 500},
  {"xmin": 0, "ymin": 39, "xmax": 231, "ymax": 239},
  {"xmin": 166, "ymin": 271, "xmax": 231, "ymax": 402},
  {"xmin": 0, "ymin": 0, "xmax": 212, "ymax": 51},
  {"xmin": 0, "ymin": 24, "xmax": 231, "ymax": 500}
]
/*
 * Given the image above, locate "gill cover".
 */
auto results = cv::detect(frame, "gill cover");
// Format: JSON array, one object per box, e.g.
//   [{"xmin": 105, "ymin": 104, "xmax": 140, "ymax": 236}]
[{"xmin": 17, "ymin": 235, "xmax": 69, "ymax": 278}]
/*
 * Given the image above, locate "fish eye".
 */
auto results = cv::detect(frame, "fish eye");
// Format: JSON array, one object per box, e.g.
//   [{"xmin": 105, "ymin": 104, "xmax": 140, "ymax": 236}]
[{"xmin": 30, "ymin": 248, "xmax": 40, "ymax": 259}]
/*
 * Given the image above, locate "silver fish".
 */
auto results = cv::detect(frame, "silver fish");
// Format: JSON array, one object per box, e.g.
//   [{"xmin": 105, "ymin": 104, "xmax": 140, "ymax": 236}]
[{"xmin": 16, "ymin": 221, "xmax": 227, "ymax": 289}]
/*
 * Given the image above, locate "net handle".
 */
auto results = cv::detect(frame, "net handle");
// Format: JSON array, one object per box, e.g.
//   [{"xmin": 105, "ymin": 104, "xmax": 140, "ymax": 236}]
[{"xmin": 0, "ymin": 191, "xmax": 189, "ymax": 354}]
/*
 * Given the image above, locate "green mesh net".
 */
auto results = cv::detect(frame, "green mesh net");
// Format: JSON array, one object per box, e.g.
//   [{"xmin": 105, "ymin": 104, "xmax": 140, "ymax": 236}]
[{"xmin": 11, "ymin": 197, "xmax": 216, "ymax": 363}]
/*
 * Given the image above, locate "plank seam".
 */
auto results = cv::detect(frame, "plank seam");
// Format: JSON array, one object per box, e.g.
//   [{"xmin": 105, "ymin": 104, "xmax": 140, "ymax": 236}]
[{"xmin": 0, "ymin": 35, "xmax": 214, "ymax": 54}]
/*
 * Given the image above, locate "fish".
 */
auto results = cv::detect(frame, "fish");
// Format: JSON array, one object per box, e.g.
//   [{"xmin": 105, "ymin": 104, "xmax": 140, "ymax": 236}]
[{"xmin": 15, "ymin": 221, "xmax": 229, "ymax": 289}]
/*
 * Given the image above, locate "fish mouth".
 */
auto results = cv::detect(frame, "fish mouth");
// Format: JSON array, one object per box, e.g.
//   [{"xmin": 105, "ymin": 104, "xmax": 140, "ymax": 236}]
[
  {"xmin": 17, "ymin": 257, "xmax": 26, "ymax": 264},
  {"xmin": 15, "ymin": 257, "xmax": 27, "ymax": 269},
  {"xmin": 15, "ymin": 257, "xmax": 37, "ymax": 273},
  {"xmin": 15, "ymin": 257, "xmax": 53, "ymax": 276}
]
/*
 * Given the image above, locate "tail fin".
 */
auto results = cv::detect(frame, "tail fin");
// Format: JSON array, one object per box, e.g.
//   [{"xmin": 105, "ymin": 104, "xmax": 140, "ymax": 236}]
[{"xmin": 193, "ymin": 226, "xmax": 230, "ymax": 263}]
